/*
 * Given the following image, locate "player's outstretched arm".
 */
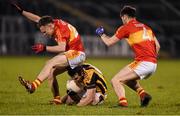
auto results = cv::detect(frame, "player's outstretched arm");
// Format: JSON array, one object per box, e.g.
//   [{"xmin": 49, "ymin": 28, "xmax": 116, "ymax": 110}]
[
  {"xmin": 101, "ymin": 34, "xmax": 119, "ymax": 46},
  {"xmin": 11, "ymin": 2, "xmax": 40, "ymax": 23},
  {"xmin": 22, "ymin": 11, "xmax": 41, "ymax": 23},
  {"xmin": 95, "ymin": 27, "xmax": 119, "ymax": 46}
]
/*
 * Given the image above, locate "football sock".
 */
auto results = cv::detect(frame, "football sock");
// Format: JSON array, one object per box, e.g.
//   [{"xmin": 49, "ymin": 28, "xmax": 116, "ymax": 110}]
[
  {"xmin": 53, "ymin": 96, "xmax": 61, "ymax": 104},
  {"xmin": 119, "ymin": 97, "xmax": 128, "ymax": 107},
  {"xmin": 32, "ymin": 78, "xmax": 42, "ymax": 89},
  {"xmin": 137, "ymin": 88, "xmax": 146, "ymax": 99},
  {"xmin": 54, "ymin": 96, "xmax": 61, "ymax": 100}
]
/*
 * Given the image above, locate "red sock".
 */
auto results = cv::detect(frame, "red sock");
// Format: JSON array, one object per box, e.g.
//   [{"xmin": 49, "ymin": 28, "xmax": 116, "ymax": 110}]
[
  {"xmin": 137, "ymin": 88, "xmax": 146, "ymax": 99},
  {"xmin": 54, "ymin": 96, "xmax": 61, "ymax": 100},
  {"xmin": 119, "ymin": 97, "xmax": 128, "ymax": 107},
  {"xmin": 53, "ymin": 96, "xmax": 61, "ymax": 104},
  {"xmin": 32, "ymin": 78, "xmax": 42, "ymax": 89}
]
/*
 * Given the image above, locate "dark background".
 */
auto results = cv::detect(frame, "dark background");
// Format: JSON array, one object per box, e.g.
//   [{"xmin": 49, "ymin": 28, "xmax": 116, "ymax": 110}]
[{"xmin": 0, "ymin": 0, "xmax": 180, "ymax": 57}]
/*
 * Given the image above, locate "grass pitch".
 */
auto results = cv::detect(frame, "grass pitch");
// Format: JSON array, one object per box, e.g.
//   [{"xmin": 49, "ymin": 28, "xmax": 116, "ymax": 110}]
[{"xmin": 0, "ymin": 56, "xmax": 180, "ymax": 115}]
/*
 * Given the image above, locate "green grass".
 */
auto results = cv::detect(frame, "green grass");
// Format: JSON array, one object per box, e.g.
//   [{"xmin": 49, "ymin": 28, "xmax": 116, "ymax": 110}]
[{"xmin": 0, "ymin": 56, "xmax": 180, "ymax": 115}]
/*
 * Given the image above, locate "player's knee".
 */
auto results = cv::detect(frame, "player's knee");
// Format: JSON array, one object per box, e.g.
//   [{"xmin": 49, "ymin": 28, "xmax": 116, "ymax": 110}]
[
  {"xmin": 111, "ymin": 78, "xmax": 118, "ymax": 85},
  {"xmin": 111, "ymin": 77, "xmax": 125, "ymax": 85},
  {"xmin": 45, "ymin": 59, "xmax": 51, "ymax": 65},
  {"xmin": 48, "ymin": 74, "xmax": 53, "ymax": 80},
  {"xmin": 119, "ymin": 78, "xmax": 126, "ymax": 84},
  {"xmin": 47, "ymin": 74, "xmax": 54, "ymax": 81},
  {"xmin": 46, "ymin": 60, "xmax": 56, "ymax": 69}
]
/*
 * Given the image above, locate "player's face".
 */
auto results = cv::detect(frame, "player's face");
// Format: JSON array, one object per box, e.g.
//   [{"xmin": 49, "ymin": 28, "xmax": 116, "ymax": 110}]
[
  {"xmin": 121, "ymin": 16, "xmax": 125, "ymax": 24},
  {"xmin": 40, "ymin": 23, "xmax": 54, "ymax": 37},
  {"xmin": 121, "ymin": 15, "xmax": 128, "ymax": 24}
]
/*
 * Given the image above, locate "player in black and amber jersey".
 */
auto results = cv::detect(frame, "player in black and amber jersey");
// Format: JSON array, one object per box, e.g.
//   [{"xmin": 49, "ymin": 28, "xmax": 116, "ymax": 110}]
[{"xmin": 62, "ymin": 63, "xmax": 107, "ymax": 106}]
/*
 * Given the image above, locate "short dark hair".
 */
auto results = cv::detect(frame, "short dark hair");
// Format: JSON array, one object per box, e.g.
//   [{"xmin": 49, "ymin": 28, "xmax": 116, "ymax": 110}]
[
  {"xmin": 37, "ymin": 16, "xmax": 53, "ymax": 27},
  {"xmin": 120, "ymin": 5, "xmax": 136, "ymax": 17},
  {"xmin": 67, "ymin": 66, "xmax": 84, "ymax": 77}
]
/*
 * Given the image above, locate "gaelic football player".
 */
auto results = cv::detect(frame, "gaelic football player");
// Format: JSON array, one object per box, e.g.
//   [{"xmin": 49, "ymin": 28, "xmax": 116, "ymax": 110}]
[
  {"xmin": 61, "ymin": 63, "xmax": 107, "ymax": 106},
  {"xmin": 11, "ymin": 2, "xmax": 86, "ymax": 104},
  {"xmin": 96, "ymin": 5, "xmax": 160, "ymax": 107}
]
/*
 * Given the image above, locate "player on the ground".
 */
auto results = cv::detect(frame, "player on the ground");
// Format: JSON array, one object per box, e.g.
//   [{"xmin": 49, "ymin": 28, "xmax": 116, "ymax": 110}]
[
  {"xmin": 11, "ymin": 2, "xmax": 86, "ymax": 104},
  {"xmin": 95, "ymin": 5, "xmax": 160, "ymax": 107},
  {"xmin": 61, "ymin": 63, "xmax": 107, "ymax": 106}
]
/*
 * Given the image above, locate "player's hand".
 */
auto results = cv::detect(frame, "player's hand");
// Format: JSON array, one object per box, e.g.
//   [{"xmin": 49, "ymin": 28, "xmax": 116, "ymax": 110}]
[
  {"xmin": 31, "ymin": 43, "xmax": 46, "ymax": 53},
  {"xmin": 10, "ymin": 1, "xmax": 23, "ymax": 14},
  {"xmin": 95, "ymin": 26, "xmax": 104, "ymax": 36}
]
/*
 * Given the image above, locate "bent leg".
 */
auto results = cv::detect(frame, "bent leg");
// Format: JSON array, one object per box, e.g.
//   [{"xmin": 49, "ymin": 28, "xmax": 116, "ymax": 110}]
[
  {"xmin": 125, "ymin": 80, "xmax": 142, "ymax": 91},
  {"xmin": 48, "ymin": 67, "xmax": 67, "ymax": 98},
  {"xmin": 111, "ymin": 66, "xmax": 139, "ymax": 98},
  {"xmin": 37, "ymin": 54, "xmax": 68, "ymax": 82},
  {"xmin": 20, "ymin": 54, "xmax": 69, "ymax": 94},
  {"xmin": 111, "ymin": 66, "xmax": 140, "ymax": 106}
]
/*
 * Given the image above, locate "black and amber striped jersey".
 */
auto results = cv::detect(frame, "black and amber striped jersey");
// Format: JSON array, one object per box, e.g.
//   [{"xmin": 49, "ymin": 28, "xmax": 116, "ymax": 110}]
[{"xmin": 81, "ymin": 63, "xmax": 107, "ymax": 94}]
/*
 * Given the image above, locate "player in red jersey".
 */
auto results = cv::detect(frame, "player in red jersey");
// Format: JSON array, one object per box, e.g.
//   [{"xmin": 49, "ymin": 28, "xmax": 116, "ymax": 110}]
[
  {"xmin": 11, "ymin": 2, "xmax": 86, "ymax": 104},
  {"xmin": 96, "ymin": 5, "xmax": 160, "ymax": 107}
]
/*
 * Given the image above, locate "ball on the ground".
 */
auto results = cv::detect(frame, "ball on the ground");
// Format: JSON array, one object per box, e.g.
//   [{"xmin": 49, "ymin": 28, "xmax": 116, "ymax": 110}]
[{"xmin": 66, "ymin": 79, "xmax": 82, "ymax": 92}]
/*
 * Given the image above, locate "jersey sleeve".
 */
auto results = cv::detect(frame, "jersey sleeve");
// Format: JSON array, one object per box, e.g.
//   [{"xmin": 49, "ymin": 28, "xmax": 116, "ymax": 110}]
[
  {"xmin": 115, "ymin": 25, "xmax": 129, "ymax": 39},
  {"xmin": 86, "ymin": 73, "xmax": 98, "ymax": 89}
]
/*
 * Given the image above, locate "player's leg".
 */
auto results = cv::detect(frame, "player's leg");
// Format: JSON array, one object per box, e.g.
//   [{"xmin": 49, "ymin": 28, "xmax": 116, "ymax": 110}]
[
  {"xmin": 38, "ymin": 50, "xmax": 85, "ymax": 103},
  {"xmin": 33, "ymin": 54, "xmax": 68, "ymax": 91},
  {"xmin": 91, "ymin": 93, "xmax": 107, "ymax": 105},
  {"xmin": 125, "ymin": 80, "xmax": 152, "ymax": 107},
  {"xmin": 123, "ymin": 61, "xmax": 157, "ymax": 107},
  {"xmin": 19, "ymin": 54, "xmax": 68, "ymax": 93},
  {"xmin": 48, "ymin": 67, "xmax": 67, "ymax": 97},
  {"xmin": 37, "ymin": 54, "xmax": 68, "ymax": 81},
  {"xmin": 125, "ymin": 80, "xmax": 140, "ymax": 91},
  {"xmin": 111, "ymin": 66, "xmax": 139, "ymax": 107},
  {"xmin": 49, "ymin": 67, "xmax": 67, "ymax": 105},
  {"xmin": 19, "ymin": 50, "xmax": 85, "ymax": 94}
]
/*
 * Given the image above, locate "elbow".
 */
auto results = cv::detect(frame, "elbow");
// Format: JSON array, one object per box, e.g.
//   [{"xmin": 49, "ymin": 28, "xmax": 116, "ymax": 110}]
[
  {"xmin": 156, "ymin": 45, "xmax": 160, "ymax": 54},
  {"xmin": 105, "ymin": 42, "xmax": 113, "ymax": 47},
  {"xmin": 157, "ymin": 44, "xmax": 161, "ymax": 51},
  {"xmin": 106, "ymin": 44, "xmax": 112, "ymax": 47}
]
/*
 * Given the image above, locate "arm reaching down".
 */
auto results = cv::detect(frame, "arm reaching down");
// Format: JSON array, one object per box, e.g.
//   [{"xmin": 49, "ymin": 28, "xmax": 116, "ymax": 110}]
[{"xmin": 77, "ymin": 88, "xmax": 96, "ymax": 106}]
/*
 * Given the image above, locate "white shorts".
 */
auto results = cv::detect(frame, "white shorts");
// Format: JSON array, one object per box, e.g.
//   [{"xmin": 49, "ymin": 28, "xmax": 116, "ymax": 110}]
[
  {"xmin": 64, "ymin": 50, "xmax": 86, "ymax": 69},
  {"xmin": 82, "ymin": 92, "xmax": 107, "ymax": 105},
  {"xmin": 91, "ymin": 93, "xmax": 107, "ymax": 105},
  {"xmin": 128, "ymin": 61, "xmax": 157, "ymax": 80}
]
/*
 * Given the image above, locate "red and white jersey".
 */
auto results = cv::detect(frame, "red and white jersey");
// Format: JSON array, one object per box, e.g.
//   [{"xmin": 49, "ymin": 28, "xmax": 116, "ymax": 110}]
[
  {"xmin": 53, "ymin": 19, "xmax": 84, "ymax": 52},
  {"xmin": 115, "ymin": 19, "xmax": 157, "ymax": 63}
]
